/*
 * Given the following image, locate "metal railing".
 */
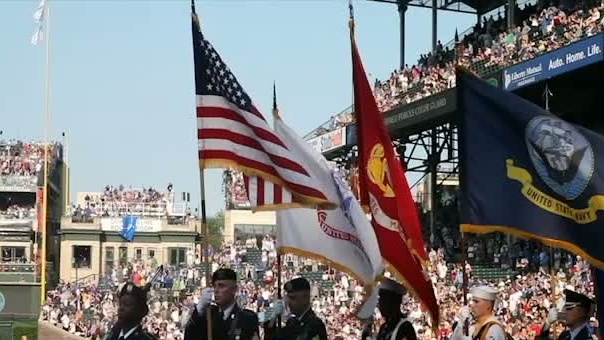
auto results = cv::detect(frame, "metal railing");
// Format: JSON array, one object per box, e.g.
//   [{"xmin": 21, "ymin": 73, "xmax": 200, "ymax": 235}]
[{"xmin": 69, "ymin": 201, "xmax": 188, "ymax": 219}]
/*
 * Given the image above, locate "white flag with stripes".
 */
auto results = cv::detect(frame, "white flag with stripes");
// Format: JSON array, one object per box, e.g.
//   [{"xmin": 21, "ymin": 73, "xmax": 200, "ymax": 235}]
[
  {"xmin": 252, "ymin": 116, "xmax": 384, "ymax": 318},
  {"xmin": 31, "ymin": 0, "xmax": 46, "ymax": 45}
]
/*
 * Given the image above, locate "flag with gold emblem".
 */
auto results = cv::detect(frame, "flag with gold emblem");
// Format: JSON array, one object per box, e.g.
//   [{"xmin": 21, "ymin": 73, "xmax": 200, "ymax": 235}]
[{"xmin": 350, "ymin": 21, "xmax": 438, "ymax": 324}]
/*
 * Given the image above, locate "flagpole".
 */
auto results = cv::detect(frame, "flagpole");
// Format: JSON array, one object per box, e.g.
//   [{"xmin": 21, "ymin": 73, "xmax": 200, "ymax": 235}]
[
  {"xmin": 40, "ymin": 2, "xmax": 52, "ymax": 306},
  {"xmin": 453, "ymin": 29, "xmax": 470, "ymax": 313},
  {"xmin": 272, "ymin": 82, "xmax": 283, "ymax": 330},
  {"xmin": 191, "ymin": 1, "xmax": 213, "ymax": 338}
]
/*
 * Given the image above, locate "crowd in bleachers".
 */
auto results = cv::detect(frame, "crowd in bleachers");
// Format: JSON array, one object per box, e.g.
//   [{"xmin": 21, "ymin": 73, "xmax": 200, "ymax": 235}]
[
  {"xmin": 41, "ymin": 231, "xmax": 598, "ymax": 340},
  {"xmin": 0, "ymin": 204, "xmax": 36, "ymax": 220},
  {"xmin": 0, "ymin": 139, "xmax": 62, "ymax": 187},
  {"xmin": 223, "ymin": 170, "xmax": 250, "ymax": 210},
  {"xmin": 308, "ymin": 0, "xmax": 604, "ymax": 138},
  {"xmin": 70, "ymin": 184, "xmax": 176, "ymax": 221}
]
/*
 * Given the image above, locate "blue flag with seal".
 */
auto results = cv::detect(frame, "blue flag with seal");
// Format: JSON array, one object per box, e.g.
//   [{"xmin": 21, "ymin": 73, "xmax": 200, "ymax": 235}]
[
  {"xmin": 121, "ymin": 215, "xmax": 138, "ymax": 242},
  {"xmin": 457, "ymin": 69, "xmax": 604, "ymax": 269}
]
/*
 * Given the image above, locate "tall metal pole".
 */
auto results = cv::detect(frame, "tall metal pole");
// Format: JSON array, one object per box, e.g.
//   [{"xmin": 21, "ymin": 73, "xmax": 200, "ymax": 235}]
[{"xmin": 40, "ymin": 3, "xmax": 52, "ymax": 305}]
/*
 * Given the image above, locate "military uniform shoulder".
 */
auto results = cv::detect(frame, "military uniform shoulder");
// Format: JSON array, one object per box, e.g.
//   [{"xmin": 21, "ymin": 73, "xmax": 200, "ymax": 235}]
[{"xmin": 239, "ymin": 308, "xmax": 259, "ymax": 320}]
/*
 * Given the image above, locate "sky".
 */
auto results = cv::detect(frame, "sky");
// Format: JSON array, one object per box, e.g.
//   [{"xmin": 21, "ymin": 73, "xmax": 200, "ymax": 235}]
[{"xmin": 0, "ymin": 0, "xmax": 476, "ymax": 217}]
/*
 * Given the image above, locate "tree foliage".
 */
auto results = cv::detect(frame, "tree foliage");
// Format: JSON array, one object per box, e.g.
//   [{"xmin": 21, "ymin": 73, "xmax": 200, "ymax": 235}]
[{"xmin": 206, "ymin": 210, "xmax": 225, "ymax": 249}]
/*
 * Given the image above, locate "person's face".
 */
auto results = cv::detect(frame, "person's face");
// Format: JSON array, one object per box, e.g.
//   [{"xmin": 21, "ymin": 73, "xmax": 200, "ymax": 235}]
[
  {"xmin": 213, "ymin": 280, "xmax": 237, "ymax": 306},
  {"xmin": 117, "ymin": 295, "xmax": 139, "ymax": 324},
  {"xmin": 564, "ymin": 304, "xmax": 587, "ymax": 326},
  {"xmin": 285, "ymin": 290, "xmax": 309, "ymax": 315},
  {"xmin": 470, "ymin": 298, "xmax": 493, "ymax": 318}
]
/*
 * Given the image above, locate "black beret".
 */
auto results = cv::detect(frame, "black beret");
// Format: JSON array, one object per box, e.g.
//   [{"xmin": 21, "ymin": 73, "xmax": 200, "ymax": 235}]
[
  {"xmin": 119, "ymin": 282, "xmax": 148, "ymax": 306},
  {"xmin": 564, "ymin": 289, "xmax": 594, "ymax": 310},
  {"xmin": 284, "ymin": 277, "xmax": 310, "ymax": 293},
  {"xmin": 212, "ymin": 268, "xmax": 237, "ymax": 283}
]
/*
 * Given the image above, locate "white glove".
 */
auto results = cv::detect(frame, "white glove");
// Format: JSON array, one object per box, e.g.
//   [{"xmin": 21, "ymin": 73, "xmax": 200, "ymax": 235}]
[
  {"xmin": 547, "ymin": 308, "xmax": 559, "ymax": 324},
  {"xmin": 269, "ymin": 299, "xmax": 285, "ymax": 320},
  {"xmin": 196, "ymin": 288, "xmax": 214, "ymax": 314},
  {"xmin": 459, "ymin": 306, "xmax": 471, "ymax": 322}
]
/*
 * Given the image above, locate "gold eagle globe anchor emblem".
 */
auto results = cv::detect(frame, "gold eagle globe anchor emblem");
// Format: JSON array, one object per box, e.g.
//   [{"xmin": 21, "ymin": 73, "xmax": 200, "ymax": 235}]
[{"xmin": 367, "ymin": 144, "xmax": 395, "ymax": 197}]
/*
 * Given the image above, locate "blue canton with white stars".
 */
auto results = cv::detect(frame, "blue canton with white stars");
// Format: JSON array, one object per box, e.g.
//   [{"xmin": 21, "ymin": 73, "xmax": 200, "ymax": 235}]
[{"xmin": 193, "ymin": 25, "xmax": 253, "ymax": 112}]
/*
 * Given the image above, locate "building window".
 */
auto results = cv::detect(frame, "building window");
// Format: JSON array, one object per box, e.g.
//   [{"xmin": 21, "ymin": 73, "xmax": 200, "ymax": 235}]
[
  {"xmin": 135, "ymin": 248, "xmax": 143, "ymax": 261},
  {"xmin": 119, "ymin": 247, "xmax": 128, "ymax": 266},
  {"xmin": 105, "ymin": 247, "xmax": 114, "ymax": 270},
  {"xmin": 169, "ymin": 248, "xmax": 186, "ymax": 266},
  {"xmin": 72, "ymin": 246, "xmax": 91, "ymax": 268},
  {"xmin": 1, "ymin": 247, "xmax": 26, "ymax": 262},
  {"xmin": 148, "ymin": 248, "xmax": 156, "ymax": 259}
]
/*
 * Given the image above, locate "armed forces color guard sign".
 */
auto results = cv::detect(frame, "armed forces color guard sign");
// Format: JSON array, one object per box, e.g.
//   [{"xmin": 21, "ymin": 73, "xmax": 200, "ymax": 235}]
[{"xmin": 506, "ymin": 116, "xmax": 597, "ymax": 223}]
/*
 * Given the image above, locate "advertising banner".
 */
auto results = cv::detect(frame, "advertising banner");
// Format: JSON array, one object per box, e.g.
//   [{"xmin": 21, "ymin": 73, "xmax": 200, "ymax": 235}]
[
  {"xmin": 306, "ymin": 126, "xmax": 346, "ymax": 154},
  {"xmin": 503, "ymin": 33, "xmax": 603, "ymax": 91}
]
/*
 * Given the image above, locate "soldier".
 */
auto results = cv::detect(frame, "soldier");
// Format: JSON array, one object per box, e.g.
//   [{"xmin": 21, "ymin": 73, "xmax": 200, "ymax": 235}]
[
  {"xmin": 547, "ymin": 289, "xmax": 596, "ymax": 340},
  {"xmin": 184, "ymin": 268, "xmax": 260, "ymax": 340},
  {"xmin": 103, "ymin": 282, "xmax": 157, "ymax": 340},
  {"xmin": 361, "ymin": 278, "xmax": 417, "ymax": 340},
  {"xmin": 264, "ymin": 277, "xmax": 328, "ymax": 340},
  {"xmin": 451, "ymin": 285, "xmax": 507, "ymax": 340}
]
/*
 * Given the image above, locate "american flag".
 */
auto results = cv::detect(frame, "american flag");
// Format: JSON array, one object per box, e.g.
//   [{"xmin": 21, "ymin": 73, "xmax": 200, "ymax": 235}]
[{"xmin": 192, "ymin": 13, "xmax": 333, "ymax": 210}]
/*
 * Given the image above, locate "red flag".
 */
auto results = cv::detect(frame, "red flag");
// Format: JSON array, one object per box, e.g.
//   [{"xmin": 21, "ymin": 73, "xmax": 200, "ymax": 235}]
[{"xmin": 351, "ymin": 37, "xmax": 439, "ymax": 324}]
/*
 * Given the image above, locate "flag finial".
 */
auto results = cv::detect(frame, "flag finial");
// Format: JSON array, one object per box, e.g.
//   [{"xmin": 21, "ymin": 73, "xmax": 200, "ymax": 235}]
[
  {"xmin": 348, "ymin": 0, "xmax": 355, "ymax": 32},
  {"xmin": 272, "ymin": 82, "xmax": 280, "ymax": 118}
]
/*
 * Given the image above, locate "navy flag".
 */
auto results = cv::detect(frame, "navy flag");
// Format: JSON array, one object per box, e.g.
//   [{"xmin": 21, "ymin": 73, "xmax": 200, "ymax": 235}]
[{"xmin": 457, "ymin": 69, "xmax": 604, "ymax": 268}]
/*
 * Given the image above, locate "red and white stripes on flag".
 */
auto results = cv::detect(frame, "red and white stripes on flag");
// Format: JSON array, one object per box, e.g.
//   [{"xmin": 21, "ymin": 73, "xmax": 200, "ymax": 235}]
[
  {"xmin": 243, "ymin": 175, "xmax": 302, "ymax": 209},
  {"xmin": 193, "ymin": 14, "xmax": 334, "ymax": 211}
]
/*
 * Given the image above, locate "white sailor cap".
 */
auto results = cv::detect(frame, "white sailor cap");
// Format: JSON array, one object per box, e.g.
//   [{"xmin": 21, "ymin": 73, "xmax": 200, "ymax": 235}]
[
  {"xmin": 469, "ymin": 285, "xmax": 499, "ymax": 301},
  {"xmin": 379, "ymin": 278, "xmax": 407, "ymax": 295}
]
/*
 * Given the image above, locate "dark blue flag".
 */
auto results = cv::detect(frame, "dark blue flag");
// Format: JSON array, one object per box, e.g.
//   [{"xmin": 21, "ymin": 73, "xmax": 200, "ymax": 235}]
[
  {"xmin": 457, "ymin": 69, "xmax": 604, "ymax": 269},
  {"xmin": 121, "ymin": 215, "xmax": 138, "ymax": 242}
]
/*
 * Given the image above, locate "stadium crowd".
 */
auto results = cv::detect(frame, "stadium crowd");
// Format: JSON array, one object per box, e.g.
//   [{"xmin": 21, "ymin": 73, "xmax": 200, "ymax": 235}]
[
  {"xmin": 40, "ymin": 232, "xmax": 597, "ymax": 340},
  {"xmin": 70, "ymin": 184, "xmax": 175, "ymax": 220},
  {"xmin": 309, "ymin": 0, "xmax": 604, "ymax": 137}
]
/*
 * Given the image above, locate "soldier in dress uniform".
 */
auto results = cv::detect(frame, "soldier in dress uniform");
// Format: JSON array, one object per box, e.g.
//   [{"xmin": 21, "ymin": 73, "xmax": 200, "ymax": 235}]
[
  {"xmin": 361, "ymin": 278, "xmax": 417, "ymax": 340},
  {"xmin": 184, "ymin": 268, "xmax": 260, "ymax": 340},
  {"xmin": 263, "ymin": 277, "xmax": 328, "ymax": 340},
  {"xmin": 546, "ymin": 289, "xmax": 596, "ymax": 340},
  {"xmin": 450, "ymin": 285, "xmax": 507, "ymax": 340},
  {"xmin": 103, "ymin": 282, "xmax": 157, "ymax": 340}
]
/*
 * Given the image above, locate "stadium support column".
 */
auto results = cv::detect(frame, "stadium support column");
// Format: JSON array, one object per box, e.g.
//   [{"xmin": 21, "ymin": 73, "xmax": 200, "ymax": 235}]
[
  {"xmin": 432, "ymin": 0, "xmax": 437, "ymax": 51},
  {"xmin": 507, "ymin": 0, "xmax": 515, "ymax": 29},
  {"xmin": 429, "ymin": 129, "xmax": 438, "ymax": 245},
  {"xmin": 398, "ymin": 0, "xmax": 407, "ymax": 68}
]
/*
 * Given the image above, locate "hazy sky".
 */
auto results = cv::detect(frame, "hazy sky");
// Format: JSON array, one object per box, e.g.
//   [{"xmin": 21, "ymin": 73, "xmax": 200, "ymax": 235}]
[{"xmin": 0, "ymin": 0, "xmax": 476, "ymax": 216}]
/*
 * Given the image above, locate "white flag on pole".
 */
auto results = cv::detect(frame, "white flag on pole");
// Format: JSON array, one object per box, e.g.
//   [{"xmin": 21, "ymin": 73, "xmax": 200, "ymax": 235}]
[
  {"xmin": 272, "ymin": 116, "xmax": 384, "ymax": 319},
  {"xmin": 31, "ymin": 0, "xmax": 46, "ymax": 45}
]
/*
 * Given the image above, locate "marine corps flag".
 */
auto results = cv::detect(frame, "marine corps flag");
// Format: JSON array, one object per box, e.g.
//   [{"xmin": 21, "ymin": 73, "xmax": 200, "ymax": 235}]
[
  {"xmin": 350, "ymin": 14, "xmax": 438, "ymax": 324},
  {"xmin": 457, "ymin": 69, "xmax": 604, "ymax": 269}
]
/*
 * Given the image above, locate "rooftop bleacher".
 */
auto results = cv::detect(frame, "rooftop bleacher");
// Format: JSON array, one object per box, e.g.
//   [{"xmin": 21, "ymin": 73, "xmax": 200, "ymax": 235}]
[
  {"xmin": 306, "ymin": 1, "xmax": 604, "ymax": 138},
  {"xmin": 0, "ymin": 140, "xmax": 63, "ymax": 191},
  {"xmin": 68, "ymin": 183, "xmax": 190, "ymax": 222}
]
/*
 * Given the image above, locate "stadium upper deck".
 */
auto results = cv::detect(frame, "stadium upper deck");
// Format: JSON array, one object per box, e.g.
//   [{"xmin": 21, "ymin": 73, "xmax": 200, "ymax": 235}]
[{"xmin": 305, "ymin": 1, "xmax": 604, "ymax": 140}]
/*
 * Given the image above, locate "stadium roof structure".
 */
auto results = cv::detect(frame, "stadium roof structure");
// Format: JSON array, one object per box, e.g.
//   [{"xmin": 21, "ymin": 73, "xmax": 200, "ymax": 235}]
[{"xmin": 369, "ymin": 0, "xmax": 510, "ymax": 15}]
